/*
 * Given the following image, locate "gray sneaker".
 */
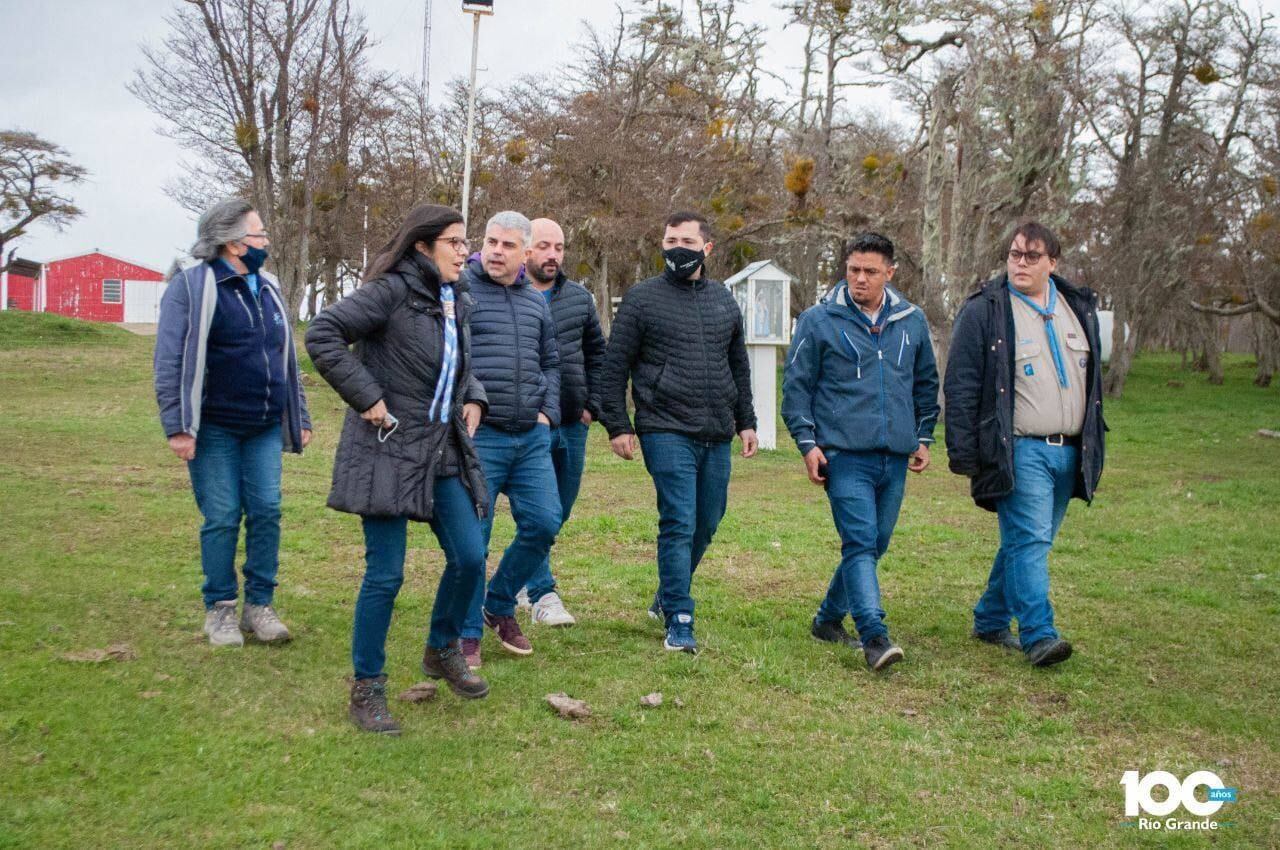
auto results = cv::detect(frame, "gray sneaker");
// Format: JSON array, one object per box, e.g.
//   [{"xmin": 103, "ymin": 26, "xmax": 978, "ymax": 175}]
[
  {"xmin": 531, "ymin": 591, "xmax": 576, "ymax": 626},
  {"xmin": 515, "ymin": 587, "xmax": 532, "ymax": 611},
  {"xmin": 204, "ymin": 601, "xmax": 244, "ymax": 647},
  {"xmin": 240, "ymin": 603, "xmax": 291, "ymax": 644}
]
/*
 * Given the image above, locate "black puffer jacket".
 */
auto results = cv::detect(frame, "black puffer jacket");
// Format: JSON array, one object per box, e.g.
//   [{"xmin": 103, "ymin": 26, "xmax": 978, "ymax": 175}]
[
  {"xmin": 305, "ymin": 254, "xmax": 489, "ymax": 521},
  {"xmin": 601, "ymin": 271, "xmax": 756, "ymax": 442},
  {"xmin": 943, "ymin": 273, "xmax": 1106, "ymax": 511},
  {"xmin": 464, "ymin": 257, "xmax": 561, "ymax": 430},
  {"xmin": 545, "ymin": 272, "xmax": 607, "ymax": 424}
]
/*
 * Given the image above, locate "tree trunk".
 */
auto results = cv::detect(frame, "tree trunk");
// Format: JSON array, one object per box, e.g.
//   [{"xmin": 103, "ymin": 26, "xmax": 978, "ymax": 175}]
[
  {"xmin": 595, "ymin": 252, "xmax": 612, "ymax": 336},
  {"xmin": 1104, "ymin": 301, "xmax": 1137, "ymax": 397},
  {"xmin": 1254, "ymin": 312, "xmax": 1279, "ymax": 388}
]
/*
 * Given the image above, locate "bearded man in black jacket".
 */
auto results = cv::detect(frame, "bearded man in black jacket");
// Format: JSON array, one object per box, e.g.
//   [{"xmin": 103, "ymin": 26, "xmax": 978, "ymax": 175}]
[{"xmin": 600, "ymin": 211, "xmax": 758, "ymax": 655}]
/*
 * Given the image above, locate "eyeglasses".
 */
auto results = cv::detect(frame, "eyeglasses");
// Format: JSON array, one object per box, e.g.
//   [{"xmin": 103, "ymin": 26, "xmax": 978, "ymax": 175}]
[
  {"xmin": 1008, "ymin": 249, "xmax": 1048, "ymax": 265},
  {"xmin": 242, "ymin": 231, "xmax": 269, "ymax": 241},
  {"xmin": 441, "ymin": 237, "xmax": 469, "ymax": 252}
]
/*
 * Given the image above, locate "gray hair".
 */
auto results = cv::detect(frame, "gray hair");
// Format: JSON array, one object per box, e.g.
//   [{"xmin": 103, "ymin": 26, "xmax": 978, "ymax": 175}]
[
  {"xmin": 190, "ymin": 197, "xmax": 255, "ymax": 261},
  {"xmin": 485, "ymin": 210, "xmax": 532, "ymax": 246}
]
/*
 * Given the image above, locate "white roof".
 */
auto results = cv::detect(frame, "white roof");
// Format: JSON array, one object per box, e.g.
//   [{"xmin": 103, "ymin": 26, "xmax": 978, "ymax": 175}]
[
  {"xmin": 724, "ymin": 259, "xmax": 792, "ymax": 286},
  {"xmin": 39, "ymin": 249, "xmax": 165, "ymax": 276}
]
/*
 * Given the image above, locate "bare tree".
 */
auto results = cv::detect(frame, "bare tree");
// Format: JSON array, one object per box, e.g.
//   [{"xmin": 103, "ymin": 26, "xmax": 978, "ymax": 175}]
[{"xmin": 0, "ymin": 130, "xmax": 88, "ymax": 262}]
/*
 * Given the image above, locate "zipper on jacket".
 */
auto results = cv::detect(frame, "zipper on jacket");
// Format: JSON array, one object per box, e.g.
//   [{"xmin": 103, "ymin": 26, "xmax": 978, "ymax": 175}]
[
  {"xmin": 251, "ymin": 284, "xmax": 271, "ymax": 419},
  {"xmin": 691, "ymin": 282, "xmax": 713, "ymax": 433},
  {"xmin": 506, "ymin": 285, "xmax": 524, "ymax": 425},
  {"xmin": 234, "ymin": 290, "xmax": 256, "ymax": 328}
]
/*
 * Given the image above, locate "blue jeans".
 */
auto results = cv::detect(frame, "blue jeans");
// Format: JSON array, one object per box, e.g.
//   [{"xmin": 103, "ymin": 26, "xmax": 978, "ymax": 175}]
[
  {"xmin": 352, "ymin": 476, "xmax": 487, "ymax": 679},
  {"xmin": 187, "ymin": 422, "xmax": 282, "ymax": 609},
  {"xmin": 523, "ymin": 420, "xmax": 589, "ymax": 603},
  {"xmin": 974, "ymin": 437, "xmax": 1078, "ymax": 648},
  {"xmin": 815, "ymin": 450, "xmax": 908, "ymax": 642},
  {"xmin": 462, "ymin": 424, "xmax": 562, "ymax": 638},
  {"xmin": 639, "ymin": 432, "xmax": 732, "ymax": 621}
]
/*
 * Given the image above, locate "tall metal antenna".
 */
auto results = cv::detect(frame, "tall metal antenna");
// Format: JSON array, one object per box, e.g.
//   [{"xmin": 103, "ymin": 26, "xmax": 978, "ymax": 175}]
[{"xmin": 421, "ymin": 0, "xmax": 433, "ymax": 102}]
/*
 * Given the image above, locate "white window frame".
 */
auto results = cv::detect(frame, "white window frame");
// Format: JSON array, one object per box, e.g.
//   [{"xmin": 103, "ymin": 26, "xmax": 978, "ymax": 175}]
[{"xmin": 102, "ymin": 279, "xmax": 123, "ymax": 304}]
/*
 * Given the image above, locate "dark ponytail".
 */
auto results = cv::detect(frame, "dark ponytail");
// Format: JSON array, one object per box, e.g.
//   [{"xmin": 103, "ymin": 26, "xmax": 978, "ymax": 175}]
[{"xmin": 363, "ymin": 203, "xmax": 465, "ymax": 283}]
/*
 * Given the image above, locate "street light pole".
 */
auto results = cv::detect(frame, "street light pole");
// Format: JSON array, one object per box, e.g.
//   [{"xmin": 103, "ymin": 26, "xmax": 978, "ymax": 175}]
[{"xmin": 460, "ymin": 2, "xmax": 491, "ymax": 225}]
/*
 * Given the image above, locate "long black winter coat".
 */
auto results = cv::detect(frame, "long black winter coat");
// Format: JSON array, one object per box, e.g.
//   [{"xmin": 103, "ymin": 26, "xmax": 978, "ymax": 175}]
[
  {"xmin": 943, "ymin": 273, "xmax": 1106, "ymax": 511},
  {"xmin": 305, "ymin": 254, "xmax": 489, "ymax": 521},
  {"xmin": 601, "ymin": 271, "xmax": 756, "ymax": 442},
  {"xmin": 545, "ymin": 272, "xmax": 607, "ymax": 424},
  {"xmin": 463, "ymin": 258, "xmax": 561, "ymax": 430}
]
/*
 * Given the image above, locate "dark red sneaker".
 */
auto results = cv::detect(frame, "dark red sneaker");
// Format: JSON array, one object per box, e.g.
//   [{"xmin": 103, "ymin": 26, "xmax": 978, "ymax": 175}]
[
  {"xmin": 461, "ymin": 637, "xmax": 482, "ymax": 670},
  {"xmin": 483, "ymin": 609, "xmax": 533, "ymax": 655}
]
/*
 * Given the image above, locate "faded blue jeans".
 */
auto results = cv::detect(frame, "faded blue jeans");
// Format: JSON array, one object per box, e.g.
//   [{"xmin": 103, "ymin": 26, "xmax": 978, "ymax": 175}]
[
  {"xmin": 639, "ymin": 432, "xmax": 732, "ymax": 622},
  {"xmin": 815, "ymin": 449, "xmax": 908, "ymax": 642},
  {"xmin": 462, "ymin": 424, "xmax": 562, "ymax": 638},
  {"xmin": 187, "ymin": 422, "xmax": 282, "ymax": 609},
  {"xmin": 973, "ymin": 437, "xmax": 1078, "ymax": 649},
  {"xmin": 352, "ymin": 476, "xmax": 487, "ymax": 680},
  {"xmin": 523, "ymin": 419, "xmax": 590, "ymax": 603}
]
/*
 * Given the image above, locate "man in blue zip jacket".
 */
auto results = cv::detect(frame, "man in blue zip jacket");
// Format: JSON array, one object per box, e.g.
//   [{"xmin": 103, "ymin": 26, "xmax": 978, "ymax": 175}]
[
  {"xmin": 458, "ymin": 210, "xmax": 561, "ymax": 669},
  {"xmin": 782, "ymin": 233, "xmax": 939, "ymax": 671}
]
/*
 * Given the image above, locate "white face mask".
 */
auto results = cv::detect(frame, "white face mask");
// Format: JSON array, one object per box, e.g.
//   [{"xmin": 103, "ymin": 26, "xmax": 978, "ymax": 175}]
[{"xmin": 377, "ymin": 412, "xmax": 399, "ymax": 443}]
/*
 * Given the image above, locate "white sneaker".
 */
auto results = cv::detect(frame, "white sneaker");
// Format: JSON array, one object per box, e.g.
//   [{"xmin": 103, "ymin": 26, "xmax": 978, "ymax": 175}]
[
  {"xmin": 515, "ymin": 587, "xmax": 532, "ymax": 611},
  {"xmin": 204, "ymin": 601, "xmax": 244, "ymax": 647},
  {"xmin": 531, "ymin": 591, "xmax": 576, "ymax": 627},
  {"xmin": 240, "ymin": 603, "xmax": 292, "ymax": 643}
]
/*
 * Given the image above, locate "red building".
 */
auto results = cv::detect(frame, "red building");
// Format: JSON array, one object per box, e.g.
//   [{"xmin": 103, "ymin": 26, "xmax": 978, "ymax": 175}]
[{"xmin": 1, "ymin": 251, "xmax": 167, "ymax": 323}]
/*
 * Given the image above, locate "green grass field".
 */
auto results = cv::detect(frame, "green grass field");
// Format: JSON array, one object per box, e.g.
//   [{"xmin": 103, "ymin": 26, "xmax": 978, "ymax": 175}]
[{"xmin": 1, "ymin": 312, "xmax": 1277, "ymax": 848}]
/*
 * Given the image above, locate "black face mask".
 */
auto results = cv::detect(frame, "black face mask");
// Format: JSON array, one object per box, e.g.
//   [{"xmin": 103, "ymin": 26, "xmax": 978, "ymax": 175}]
[{"xmin": 663, "ymin": 246, "xmax": 706, "ymax": 281}]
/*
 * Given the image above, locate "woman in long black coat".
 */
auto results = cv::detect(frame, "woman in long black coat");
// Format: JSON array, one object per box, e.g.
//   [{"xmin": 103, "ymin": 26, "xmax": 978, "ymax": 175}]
[{"xmin": 306, "ymin": 204, "xmax": 491, "ymax": 735}]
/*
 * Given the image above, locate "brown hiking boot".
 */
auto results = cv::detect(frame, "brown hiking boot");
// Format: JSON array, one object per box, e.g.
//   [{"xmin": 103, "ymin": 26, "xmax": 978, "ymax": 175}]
[
  {"xmin": 483, "ymin": 609, "xmax": 533, "ymax": 655},
  {"xmin": 349, "ymin": 676, "xmax": 401, "ymax": 735},
  {"xmin": 422, "ymin": 641, "xmax": 490, "ymax": 699},
  {"xmin": 461, "ymin": 637, "xmax": 482, "ymax": 670}
]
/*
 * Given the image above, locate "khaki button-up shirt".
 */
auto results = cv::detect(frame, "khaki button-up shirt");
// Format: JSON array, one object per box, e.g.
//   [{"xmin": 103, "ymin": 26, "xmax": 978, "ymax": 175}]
[{"xmin": 1010, "ymin": 288, "xmax": 1090, "ymax": 437}]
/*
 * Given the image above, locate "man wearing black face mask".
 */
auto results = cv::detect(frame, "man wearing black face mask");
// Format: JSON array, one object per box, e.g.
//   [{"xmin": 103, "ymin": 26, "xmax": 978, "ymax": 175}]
[{"xmin": 600, "ymin": 210, "xmax": 758, "ymax": 655}]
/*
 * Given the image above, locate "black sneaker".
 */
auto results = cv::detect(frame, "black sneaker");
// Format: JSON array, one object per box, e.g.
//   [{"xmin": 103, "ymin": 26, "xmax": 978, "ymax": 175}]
[
  {"xmin": 972, "ymin": 627, "xmax": 1020, "ymax": 651},
  {"xmin": 811, "ymin": 617, "xmax": 861, "ymax": 649},
  {"xmin": 863, "ymin": 635, "xmax": 904, "ymax": 671},
  {"xmin": 1025, "ymin": 637, "xmax": 1073, "ymax": 667},
  {"xmin": 422, "ymin": 641, "xmax": 490, "ymax": 699},
  {"xmin": 647, "ymin": 590, "xmax": 663, "ymax": 622}
]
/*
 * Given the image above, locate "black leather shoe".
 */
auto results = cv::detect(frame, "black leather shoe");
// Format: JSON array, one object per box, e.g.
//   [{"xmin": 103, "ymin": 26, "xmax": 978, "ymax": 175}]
[
  {"xmin": 1025, "ymin": 637, "xmax": 1073, "ymax": 667},
  {"xmin": 972, "ymin": 628, "xmax": 1021, "ymax": 651},
  {"xmin": 811, "ymin": 617, "xmax": 861, "ymax": 649}
]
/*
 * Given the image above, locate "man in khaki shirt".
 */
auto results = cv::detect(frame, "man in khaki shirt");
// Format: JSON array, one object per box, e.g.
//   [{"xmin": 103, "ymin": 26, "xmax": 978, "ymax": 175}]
[{"xmin": 943, "ymin": 221, "xmax": 1106, "ymax": 668}]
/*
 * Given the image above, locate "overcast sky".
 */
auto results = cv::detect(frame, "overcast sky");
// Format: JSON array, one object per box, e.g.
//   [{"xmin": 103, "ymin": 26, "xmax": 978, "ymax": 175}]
[
  {"xmin": 0, "ymin": 0, "xmax": 808, "ymax": 270},
  {"xmin": 7, "ymin": 1, "xmax": 1280, "ymax": 271}
]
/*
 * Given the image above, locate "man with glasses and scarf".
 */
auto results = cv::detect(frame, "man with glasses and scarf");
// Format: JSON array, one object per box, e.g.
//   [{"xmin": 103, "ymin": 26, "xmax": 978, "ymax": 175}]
[
  {"xmin": 600, "ymin": 211, "xmax": 758, "ymax": 655},
  {"xmin": 944, "ymin": 221, "xmax": 1106, "ymax": 667}
]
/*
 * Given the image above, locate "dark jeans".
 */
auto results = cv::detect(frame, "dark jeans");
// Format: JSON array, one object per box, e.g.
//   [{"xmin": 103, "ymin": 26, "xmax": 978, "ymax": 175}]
[
  {"xmin": 352, "ymin": 476, "xmax": 487, "ymax": 680},
  {"xmin": 639, "ymin": 432, "xmax": 732, "ymax": 621},
  {"xmin": 187, "ymin": 422, "xmax": 282, "ymax": 609},
  {"xmin": 814, "ymin": 449, "xmax": 908, "ymax": 642},
  {"xmin": 523, "ymin": 419, "xmax": 589, "ymax": 603},
  {"xmin": 462, "ymin": 424, "xmax": 562, "ymax": 638},
  {"xmin": 974, "ymin": 437, "xmax": 1077, "ymax": 648}
]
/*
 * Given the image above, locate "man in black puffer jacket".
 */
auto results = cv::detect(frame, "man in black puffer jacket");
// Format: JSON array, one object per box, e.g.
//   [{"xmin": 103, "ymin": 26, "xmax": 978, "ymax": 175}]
[
  {"xmin": 944, "ymin": 221, "xmax": 1105, "ymax": 669},
  {"xmin": 459, "ymin": 211, "xmax": 561, "ymax": 667},
  {"xmin": 601, "ymin": 210, "xmax": 758, "ymax": 655},
  {"xmin": 516, "ymin": 217, "xmax": 608, "ymax": 627}
]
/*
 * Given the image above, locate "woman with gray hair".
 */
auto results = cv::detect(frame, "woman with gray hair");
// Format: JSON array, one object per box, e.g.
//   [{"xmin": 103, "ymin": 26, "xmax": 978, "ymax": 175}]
[{"xmin": 154, "ymin": 197, "xmax": 312, "ymax": 648}]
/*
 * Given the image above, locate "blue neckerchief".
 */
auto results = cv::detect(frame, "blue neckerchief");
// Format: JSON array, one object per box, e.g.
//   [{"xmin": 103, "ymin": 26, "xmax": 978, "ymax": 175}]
[
  {"xmin": 428, "ymin": 284, "xmax": 458, "ymax": 422},
  {"xmin": 1008, "ymin": 282, "xmax": 1068, "ymax": 388}
]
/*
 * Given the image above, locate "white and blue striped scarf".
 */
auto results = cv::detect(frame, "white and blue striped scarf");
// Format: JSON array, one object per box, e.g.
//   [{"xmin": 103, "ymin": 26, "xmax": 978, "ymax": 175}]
[{"xmin": 428, "ymin": 284, "xmax": 458, "ymax": 422}]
